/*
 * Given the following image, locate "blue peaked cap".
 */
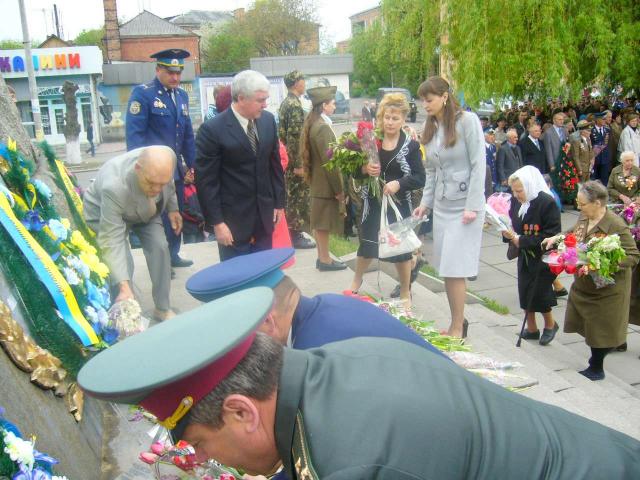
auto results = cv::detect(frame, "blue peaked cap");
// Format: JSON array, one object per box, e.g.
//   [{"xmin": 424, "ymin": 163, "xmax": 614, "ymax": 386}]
[{"xmin": 186, "ymin": 248, "xmax": 295, "ymax": 302}]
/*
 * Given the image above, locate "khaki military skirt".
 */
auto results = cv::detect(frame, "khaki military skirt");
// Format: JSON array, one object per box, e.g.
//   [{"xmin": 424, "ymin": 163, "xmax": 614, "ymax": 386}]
[{"xmin": 311, "ymin": 197, "xmax": 343, "ymax": 234}]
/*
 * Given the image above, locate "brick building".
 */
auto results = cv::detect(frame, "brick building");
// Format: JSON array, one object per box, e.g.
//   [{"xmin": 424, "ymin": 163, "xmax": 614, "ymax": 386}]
[
  {"xmin": 118, "ymin": 11, "xmax": 201, "ymax": 74},
  {"xmin": 335, "ymin": 5, "xmax": 381, "ymax": 53}
]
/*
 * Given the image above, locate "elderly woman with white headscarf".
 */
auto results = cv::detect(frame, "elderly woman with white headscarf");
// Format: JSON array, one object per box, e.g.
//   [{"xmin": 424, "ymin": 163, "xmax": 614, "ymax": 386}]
[{"xmin": 502, "ymin": 165, "xmax": 562, "ymax": 346}]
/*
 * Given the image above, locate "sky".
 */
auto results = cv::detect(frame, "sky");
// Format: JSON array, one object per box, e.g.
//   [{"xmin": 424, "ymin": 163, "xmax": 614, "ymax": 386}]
[{"xmin": 1, "ymin": 0, "xmax": 378, "ymax": 46}]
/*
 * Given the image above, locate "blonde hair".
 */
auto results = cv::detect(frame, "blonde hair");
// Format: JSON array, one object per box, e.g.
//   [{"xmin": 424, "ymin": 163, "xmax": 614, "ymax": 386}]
[{"xmin": 376, "ymin": 93, "xmax": 410, "ymax": 126}]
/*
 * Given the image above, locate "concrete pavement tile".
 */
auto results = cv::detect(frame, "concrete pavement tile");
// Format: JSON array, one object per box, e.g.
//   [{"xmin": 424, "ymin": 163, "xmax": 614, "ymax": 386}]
[
  {"xmin": 490, "ymin": 260, "xmax": 518, "ymax": 277},
  {"xmin": 471, "ymin": 264, "xmax": 518, "ymax": 291},
  {"xmin": 479, "ymin": 243, "xmax": 512, "ymax": 264},
  {"xmin": 470, "ymin": 286, "xmax": 521, "ymax": 313},
  {"xmin": 480, "ymin": 230, "xmax": 505, "ymax": 246}
]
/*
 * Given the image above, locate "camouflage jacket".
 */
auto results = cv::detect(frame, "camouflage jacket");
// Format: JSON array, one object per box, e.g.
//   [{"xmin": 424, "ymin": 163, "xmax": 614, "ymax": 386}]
[{"xmin": 278, "ymin": 93, "xmax": 305, "ymax": 168}]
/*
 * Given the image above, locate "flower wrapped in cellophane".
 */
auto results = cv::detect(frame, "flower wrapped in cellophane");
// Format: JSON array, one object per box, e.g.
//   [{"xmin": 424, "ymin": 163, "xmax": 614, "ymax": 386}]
[
  {"xmin": 544, "ymin": 233, "xmax": 626, "ymax": 288},
  {"xmin": 485, "ymin": 192, "xmax": 513, "ymax": 232},
  {"xmin": 324, "ymin": 121, "xmax": 382, "ymax": 199}
]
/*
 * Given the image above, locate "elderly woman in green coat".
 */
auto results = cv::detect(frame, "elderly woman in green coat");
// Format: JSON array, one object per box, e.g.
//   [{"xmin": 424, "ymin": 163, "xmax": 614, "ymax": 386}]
[
  {"xmin": 607, "ymin": 150, "xmax": 640, "ymax": 205},
  {"xmin": 300, "ymin": 86, "xmax": 346, "ymax": 271},
  {"xmin": 543, "ymin": 181, "xmax": 639, "ymax": 381}
]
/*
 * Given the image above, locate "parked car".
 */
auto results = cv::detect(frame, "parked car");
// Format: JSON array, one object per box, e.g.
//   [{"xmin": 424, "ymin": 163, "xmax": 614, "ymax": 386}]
[{"xmin": 376, "ymin": 88, "xmax": 418, "ymax": 122}]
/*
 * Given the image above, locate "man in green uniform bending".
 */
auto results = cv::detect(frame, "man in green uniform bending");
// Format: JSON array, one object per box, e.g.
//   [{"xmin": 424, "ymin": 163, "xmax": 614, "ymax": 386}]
[{"xmin": 78, "ymin": 288, "xmax": 640, "ymax": 479}]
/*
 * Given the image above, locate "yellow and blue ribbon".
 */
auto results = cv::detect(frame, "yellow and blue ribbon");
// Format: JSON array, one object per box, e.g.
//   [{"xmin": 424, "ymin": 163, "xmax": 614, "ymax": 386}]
[{"xmin": 0, "ymin": 192, "xmax": 99, "ymax": 346}]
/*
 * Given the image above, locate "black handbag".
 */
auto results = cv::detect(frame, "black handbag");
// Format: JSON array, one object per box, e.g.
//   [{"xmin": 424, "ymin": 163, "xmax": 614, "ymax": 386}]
[{"xmin": 507, "ymin": 242, "xmax": 520, "ymax": 260}]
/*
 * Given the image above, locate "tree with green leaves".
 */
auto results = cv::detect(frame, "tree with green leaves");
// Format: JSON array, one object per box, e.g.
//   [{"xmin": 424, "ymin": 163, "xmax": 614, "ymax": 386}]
[
  {"xmin": 0, "ymin": 40, "xmax": 23, "ymax": 49},
  {"xmin": 242, "ymin": 0, "xmax": 318, "ymax": 56},
  {"xmin": 201, "ymin": 23, "xmax": 256, "ymax": 73},
  {"xmin": 73, "ymin": 27, "xmax": 106, "ymax": 58},
  {"xmin": 352, "ymin": 0, "xmax": 639, "ymax": 105}
]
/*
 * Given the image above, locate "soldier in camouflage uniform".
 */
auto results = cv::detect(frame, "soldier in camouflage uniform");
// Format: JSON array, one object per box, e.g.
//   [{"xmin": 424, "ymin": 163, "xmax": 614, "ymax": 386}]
[{"xmin": 279, "ymin": 70, "xmax": 315, "ymax": 249}]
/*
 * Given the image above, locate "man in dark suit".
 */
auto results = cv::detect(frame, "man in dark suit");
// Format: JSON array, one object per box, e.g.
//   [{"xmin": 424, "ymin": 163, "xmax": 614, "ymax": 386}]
[
  {"xmin": 195, "ymin": 70, "xmax": 286, "ymax": 261},
  {"xmin": 543, "ymin": 112, "xmax": 567, "ymax": 173},
  {"xmin": 514, "ymin": 110, "xmax": 529, "ymax": 139},
  {"xmin": 496, "ymin": 128, "xmax": 523, "ymax": 189},
  {"xmin": 519, "ymin": 124, "xmax": 547, "ymax": 173},
  {"xmin": 590, "ymin": 111, "xmax": 611, "ymax": 183}
]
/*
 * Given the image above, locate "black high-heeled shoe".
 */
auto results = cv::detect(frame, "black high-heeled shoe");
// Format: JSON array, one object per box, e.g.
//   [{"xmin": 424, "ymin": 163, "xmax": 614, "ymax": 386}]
[{"xmin": 462, "ymin": 319, "xmax": 469, "ymax": 339}]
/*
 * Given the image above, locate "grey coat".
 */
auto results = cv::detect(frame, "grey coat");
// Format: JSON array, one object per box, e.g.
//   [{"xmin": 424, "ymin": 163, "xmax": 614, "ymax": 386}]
[
  {"xmin": 496, "ymin": 143, "xmax": 523, "ymax": 183},
  {"xmin": 276, "ymin": 337, "xmax": 640, "ymax": 479},
  {"xmin": 420, "ymin": 111, "xmax": 486, "ymax": 212},
  {"xmin": 83, "ymin": 148, "xmax": 178, "ymax": 285},
  {"xmin": 543, "ymin": 126, "xmax": 568, "ymax": 170}
]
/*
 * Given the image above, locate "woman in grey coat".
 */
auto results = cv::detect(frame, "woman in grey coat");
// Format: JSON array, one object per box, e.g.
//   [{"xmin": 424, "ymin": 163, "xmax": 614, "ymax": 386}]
[{"xmin": 414, "ymin": 77, "xmax": 486, "ymax": 338}]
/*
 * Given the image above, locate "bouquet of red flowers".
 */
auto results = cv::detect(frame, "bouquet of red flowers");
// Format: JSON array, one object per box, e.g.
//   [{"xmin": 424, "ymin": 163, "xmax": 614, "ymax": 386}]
[{"xmin": 325, "ymin": 121, "xmax": 382, "ymax": 199}]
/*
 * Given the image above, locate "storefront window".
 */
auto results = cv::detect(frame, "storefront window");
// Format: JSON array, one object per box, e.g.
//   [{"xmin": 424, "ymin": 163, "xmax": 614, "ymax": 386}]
[
  {"xmin": 81, "ymin": 98, "xmax": 92, "ymax": 131},
  {"xmin": 40, "ymin": 105, "xmax": 51, "ymax": 135}
]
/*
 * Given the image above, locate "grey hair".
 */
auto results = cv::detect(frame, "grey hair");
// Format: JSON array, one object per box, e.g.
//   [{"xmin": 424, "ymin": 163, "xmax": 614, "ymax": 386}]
[
  {"xmin": 187, "ymin": 332, "xmax": 283, "ymax": 429},
  {"xmin": 506, "ymin": 128, "xmax": 518, "ymax": 139},
  {"xmin": 578, "ymin": 180, "xmax": 608, "ymax": 205},
  {"xmin": 620, "ymin": 150, "xmax": 638, "ymax": 164},
  {"xmin": 231, "ymin": 70, "xmax": 270, "ymax": 102}
]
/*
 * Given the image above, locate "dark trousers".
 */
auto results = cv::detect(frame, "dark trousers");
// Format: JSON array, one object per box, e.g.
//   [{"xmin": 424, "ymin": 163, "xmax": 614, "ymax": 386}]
[
  {"xmin": 162, "ymin": 179, "xmax": 184, "ymax": 262},
  {"xmin": 588, "ymin": 347, "xmax": 611, "ymax": 371},
  {"xmin": 86, "ymin": 139, "xmax": 95, "ymax": 157},
  {"xmin": 218, "ymin": 216, "xmax": 272, "ymax": 262},
  {"xmin": 591, "ymin": 160, "xmax": 610, "ymax": 184}
]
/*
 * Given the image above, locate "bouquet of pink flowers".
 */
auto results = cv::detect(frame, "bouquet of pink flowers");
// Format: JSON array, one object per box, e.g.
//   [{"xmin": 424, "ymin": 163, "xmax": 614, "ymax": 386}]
[
  {"xmin": 545, "ymin": 233, "xmax": 627, "ymax": 288},
  {"xmin": 485, "ymin": 192, "xmax": 513, "ymax": 232}
]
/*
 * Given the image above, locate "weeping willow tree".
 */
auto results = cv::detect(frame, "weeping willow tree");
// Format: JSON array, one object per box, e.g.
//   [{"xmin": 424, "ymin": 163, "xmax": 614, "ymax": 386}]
[{"xmin": 352, "ymin": 0, "xmax": 639, "ymax": 105}]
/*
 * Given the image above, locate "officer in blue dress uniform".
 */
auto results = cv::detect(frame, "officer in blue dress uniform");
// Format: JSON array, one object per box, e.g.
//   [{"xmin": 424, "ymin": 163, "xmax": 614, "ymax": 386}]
[
  {"xmin": 126, "ymin": 48, "xmax": 195, "ymax": 269},
  {"xmin": 590, "ymin": 111, "xmax": 611, "ymax": 184},
  {"xmin": 185, "ymin": 248, "xmax": 444, "ymax": 358}
]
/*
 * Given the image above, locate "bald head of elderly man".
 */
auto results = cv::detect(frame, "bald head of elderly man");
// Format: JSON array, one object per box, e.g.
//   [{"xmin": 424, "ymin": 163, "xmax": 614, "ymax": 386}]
[{"xmin": 83, "ymin": 145, "xmax": 182, "ymax": 321}]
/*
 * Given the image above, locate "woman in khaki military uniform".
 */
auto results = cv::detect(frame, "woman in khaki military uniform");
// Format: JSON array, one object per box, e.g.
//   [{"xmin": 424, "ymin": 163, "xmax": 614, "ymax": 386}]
[
  {"xmin": 300, "ymin": 86, "xmax": 346, "ymax": 271},
  {"xmin": 607, "ymin": 150, "xmax": 640, "ymax": 205},
  {"xmin": 543, "ymin": 181, "xmax": 639, "ymax": 381}
]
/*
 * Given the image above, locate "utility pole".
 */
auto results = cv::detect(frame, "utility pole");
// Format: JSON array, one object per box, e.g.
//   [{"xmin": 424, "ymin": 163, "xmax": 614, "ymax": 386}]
[
  {"xmin": 18, "ymin": 0, "xmax": 44, "ymax": 141},
  {"xmin": 53, "ymin": 4, "xmax": 61, "ymax": 38}
]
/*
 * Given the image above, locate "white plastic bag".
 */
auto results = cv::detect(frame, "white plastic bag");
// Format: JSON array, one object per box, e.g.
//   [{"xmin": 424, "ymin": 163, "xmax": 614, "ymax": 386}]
[{"xmin": 378, "ymin": 194, "xmax": 422, "ymax": 259}]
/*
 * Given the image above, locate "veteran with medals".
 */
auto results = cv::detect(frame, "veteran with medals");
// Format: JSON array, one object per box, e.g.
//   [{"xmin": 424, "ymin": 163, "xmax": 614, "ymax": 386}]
[
  {"xmin": 126, "ymin": 48, "xmax": 195, "ymax": 270},
  {"xmin": 79, "ymin": 289, "xmax": 640, "ymax": 479}
]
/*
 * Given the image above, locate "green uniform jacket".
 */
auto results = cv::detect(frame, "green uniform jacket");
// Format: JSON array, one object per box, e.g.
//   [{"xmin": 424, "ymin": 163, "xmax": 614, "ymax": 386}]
[
  {"xmin": 309, "ymin": 119, "xmax": 342, "ymax": 198},
  {"xmin": 275, "ymin": 337, "xmax": 640, "ymax": 479},
  {"xmin": 607, "ymin": 164, "xmax": 640, "ymax": 203},
  {"xmin": 279, "ymin": 93, "xmax": 305, "ymax": 169}
]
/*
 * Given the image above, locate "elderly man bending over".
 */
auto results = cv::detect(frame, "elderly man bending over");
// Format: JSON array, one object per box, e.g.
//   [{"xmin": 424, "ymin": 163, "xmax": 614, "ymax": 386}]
[{"xmin": 83, "ymin": 145, "xmax": 182, "ymax": 321}]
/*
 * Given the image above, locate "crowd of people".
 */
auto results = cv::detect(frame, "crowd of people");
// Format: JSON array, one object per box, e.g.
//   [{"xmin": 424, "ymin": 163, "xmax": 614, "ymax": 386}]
[{"xmin": 72, "ymin": 45, "xmax": 640, "ymax": 479}]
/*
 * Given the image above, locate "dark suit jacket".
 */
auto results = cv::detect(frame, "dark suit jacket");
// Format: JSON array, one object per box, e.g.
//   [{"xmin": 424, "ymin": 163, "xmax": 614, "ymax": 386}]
[
  {"xmin": 519, "ymin": 136, "xmax": 547, "ymax": 173},
  {"xmin": 195, "ymin": 108, "xmax": 285, "ymax": 243},
  {"xmin": 496, "ymin": 143, "xmax": 523, "ymax": 183}
]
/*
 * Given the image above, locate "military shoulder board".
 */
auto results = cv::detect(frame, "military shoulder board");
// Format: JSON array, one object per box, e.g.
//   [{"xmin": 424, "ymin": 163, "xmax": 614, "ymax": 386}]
[{"xmin": 292, "ymin": 411, "xmax": 319, "ymax": 480}]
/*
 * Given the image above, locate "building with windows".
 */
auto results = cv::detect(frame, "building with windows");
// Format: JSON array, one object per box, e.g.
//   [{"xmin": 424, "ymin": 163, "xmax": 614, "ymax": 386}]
[{"xmin": 0, "ymin": 45, "xmax": 103, "ymax": 145}]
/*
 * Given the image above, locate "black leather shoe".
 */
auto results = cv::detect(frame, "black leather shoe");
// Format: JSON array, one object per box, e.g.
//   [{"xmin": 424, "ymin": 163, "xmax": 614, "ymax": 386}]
[
  {"xmin": 519, "ymin": 329, "xmax": 541, "ymax": 340},
  {"xmin": 390, "ymin": 284, "xmax": 401, "ymax": 298},
  {"xmin": 554, "ymin": 288, "xmax": 568, "ymax": 297},
  {"xmin": 171, "ymin": 257, "xmax": 194, "ymax": 268},
  {"xmin": 615, "ymin": 342, "xmax": 627, "ymax": 352},
  {"xmin": 578, "ymin": 367, "xmax": 605, "ymax": 381},
  {"xmin": 539, "ymin": 323, "xmax": 559, "ymax": 346},
  {"xmin": 293, "ymin": 233, "xmax": 316, "ymax": 249},
  {"xmin": 316, "ymin": 259, "xmax": 347, "ymax": 271}
]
